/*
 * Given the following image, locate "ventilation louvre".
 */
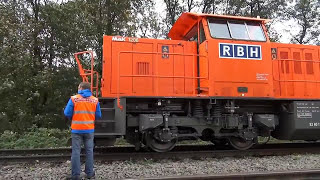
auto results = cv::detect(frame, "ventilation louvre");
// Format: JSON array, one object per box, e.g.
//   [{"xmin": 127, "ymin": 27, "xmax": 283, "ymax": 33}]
[{"xmin": 136, "ymin": 62, "xmax": 150, "ymax": 75}]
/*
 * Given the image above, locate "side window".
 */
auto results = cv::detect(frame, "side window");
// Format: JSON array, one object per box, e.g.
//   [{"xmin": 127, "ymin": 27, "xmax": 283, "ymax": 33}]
[
  {"xmin": 208, "ymin": 19, "xmax": 231, "ymax": 39},
  {"xmin": 229, "ymin": 21, "xmax": 249, "ymax": 40},
  {"xmin": 190, "ymin": 34, "xmax": 198, "ymax": 42},
  {"xmin": 184, "ymin": 24, "xmax": 198, "ymax": 42},
  {"xmin": 246, "ymin": 22, "xmax": 266, "ymax": 41},
  {"xmin": 199, "ymin": 22, "xmax": 206, "ymax": 44}
]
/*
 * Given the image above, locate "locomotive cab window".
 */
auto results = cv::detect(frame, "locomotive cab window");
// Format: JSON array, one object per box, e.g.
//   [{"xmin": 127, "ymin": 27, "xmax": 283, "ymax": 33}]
[
  {"xmin": 229, "ymin": 21, "xmax": 249, "ymax": 40},
  {"xmin": 208, "ymin": 18, "xmax": 266, "ymax": 41},
  {"xmin": 209, "ymin": 19, "xmax": 231, "ymax": 39},
  {"xmin": 246, "ymin": 22, "xmax": 266, "ymax": 41},
  {"xmin": 184, "ymin": 24, "xmax": 198, "ymax": 42},
  {"xmin": 185, "ymin": 22, "xmax": 207, "ymax": 44}
]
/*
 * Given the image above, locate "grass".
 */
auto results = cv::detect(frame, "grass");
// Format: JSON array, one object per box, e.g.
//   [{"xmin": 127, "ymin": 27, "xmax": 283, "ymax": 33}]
[{"xmin": 0, "ymin": 125, "xmax": 70, "ymax": 149}]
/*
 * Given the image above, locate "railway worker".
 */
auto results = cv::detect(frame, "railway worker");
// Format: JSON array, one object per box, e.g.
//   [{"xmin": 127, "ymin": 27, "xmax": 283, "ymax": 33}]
[{"xmin": 64, "ymin": 82, "xmax": 101, "ymax": 180}]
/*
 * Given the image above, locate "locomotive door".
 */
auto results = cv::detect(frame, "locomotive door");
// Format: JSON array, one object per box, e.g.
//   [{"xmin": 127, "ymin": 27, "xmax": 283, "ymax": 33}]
[
  {"xmin": 198, "ymin": 21, "xmax": 209, "ymax": 94},
  {"xmin": 277, "ymin": 47, "xmax": 319, "ymax": 98},
  {"xmin": 278, "ymin": 47, "xmax": 294, "ymax": 97},
  {"xmin": 132, "ymin": 42, "xmax": 153, "ymax": 96},
  {"xmin": 289, "ymin": 48, "xmax": 317, "ymax": 98}
]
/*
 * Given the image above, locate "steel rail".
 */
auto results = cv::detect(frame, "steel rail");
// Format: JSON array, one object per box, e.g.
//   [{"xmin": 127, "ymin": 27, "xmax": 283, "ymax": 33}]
[
  {"xmin": 1, "ymin": 142, "xmax": 320, "ymax": 156},
  {"xmin": 2, "ymin": 143, "xmax": 320, "ymax": 163},
  {"xmin": 142, "ymin": 169, "xmax": 320, "ymax": 180}
]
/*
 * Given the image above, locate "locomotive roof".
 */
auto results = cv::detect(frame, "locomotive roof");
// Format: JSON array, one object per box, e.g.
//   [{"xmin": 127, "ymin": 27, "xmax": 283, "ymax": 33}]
[{"xmin": 168, "ymin": 12, "xmax": 270, "ymax": 40}]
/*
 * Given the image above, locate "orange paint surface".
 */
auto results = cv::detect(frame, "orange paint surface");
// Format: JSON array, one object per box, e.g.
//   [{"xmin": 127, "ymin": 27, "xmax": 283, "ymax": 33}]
[
  {"xmin": 96, "ymin": 13, "xmax": 320, "ymax": 99},
  {"xmin": 101, "ymin": 37, "xmax": 198, "ymax": 97}
]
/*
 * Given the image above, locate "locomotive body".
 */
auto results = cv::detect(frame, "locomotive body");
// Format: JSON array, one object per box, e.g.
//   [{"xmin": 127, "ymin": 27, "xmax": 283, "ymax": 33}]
[{"xmin": 76, "ymin": 12, "xmax": 320, "ymax": 152}]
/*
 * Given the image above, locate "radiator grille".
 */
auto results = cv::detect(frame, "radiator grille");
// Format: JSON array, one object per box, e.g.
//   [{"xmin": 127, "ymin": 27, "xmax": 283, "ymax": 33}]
[{"xmin": 136, "ymin": 62, "xmax": 150, "ymax": 75}]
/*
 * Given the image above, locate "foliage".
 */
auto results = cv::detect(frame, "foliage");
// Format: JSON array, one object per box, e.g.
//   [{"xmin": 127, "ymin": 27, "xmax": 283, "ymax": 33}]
[
  {"xmin": 285, "ymin": 0, "xmax": 320, "ymax": 44},
  {"xmin": 114, "ymin": 138, "xmax": 130, "ymax": 146},
  {"xmin": 0, "ymin": 0, "xmax": 136, "ymax": 133},
  {"xmin": 0, "ymin": 125, "xmax": 70, "ymax": 149},
  {"xmin": 131, "ymin": 0, "xmax": 163, "ymax": 38}
]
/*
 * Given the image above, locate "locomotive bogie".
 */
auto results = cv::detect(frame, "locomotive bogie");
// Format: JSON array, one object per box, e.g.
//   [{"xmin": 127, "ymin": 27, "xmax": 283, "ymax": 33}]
[{"xmin": 96, "ymin": 98, "xmax": 285, "ymax": 151}]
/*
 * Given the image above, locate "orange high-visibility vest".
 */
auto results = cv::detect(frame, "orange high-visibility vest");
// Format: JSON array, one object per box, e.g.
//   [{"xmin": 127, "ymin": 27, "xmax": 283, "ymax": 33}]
[{"xmin": 70, "ymin": 94, "xmax": 98, "ymax": 131}]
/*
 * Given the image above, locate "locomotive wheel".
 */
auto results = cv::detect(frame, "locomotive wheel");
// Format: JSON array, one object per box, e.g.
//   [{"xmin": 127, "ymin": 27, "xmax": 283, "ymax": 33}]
[
  {"xmin": 145, "ymin": 131, "xmax": 177, "ymax": 152},
  {"xmin": 229, "ymin": 136, "xmax": 254, "ymax": 150}
]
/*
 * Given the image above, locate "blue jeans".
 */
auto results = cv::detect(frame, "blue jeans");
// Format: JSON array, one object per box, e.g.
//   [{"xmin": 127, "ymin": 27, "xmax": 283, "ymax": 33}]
[{"xmin": 71, "ymin": 133, "xmax": 94, "ymax": 178}]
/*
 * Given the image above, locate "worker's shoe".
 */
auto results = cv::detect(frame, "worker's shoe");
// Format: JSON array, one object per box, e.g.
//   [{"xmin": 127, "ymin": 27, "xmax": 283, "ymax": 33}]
[
  {"xmin": 65, "ymin": 175, "xmax": 80, "ymax": 180},
  {"xmin": 86, "ymin": 173, "xmax": 95, "ymax": 179}
]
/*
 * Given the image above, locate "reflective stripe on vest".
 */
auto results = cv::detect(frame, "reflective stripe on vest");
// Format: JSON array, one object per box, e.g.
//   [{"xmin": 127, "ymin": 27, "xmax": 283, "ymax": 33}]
[
  {"xmin": 72, "ymin": 120, "xmax": 95, "ymax": 124},
  {"xmin": 71, "ymin": 94, "xmax": 98, "ymax": 131},
  {"xmin": 74, "ymin": 111, "xmax": 95, "ymax": 114}
]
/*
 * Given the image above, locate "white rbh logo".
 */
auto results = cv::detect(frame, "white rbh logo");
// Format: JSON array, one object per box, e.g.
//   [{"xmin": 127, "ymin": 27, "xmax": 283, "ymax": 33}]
[{"xmin": 219, "ymin": 43, "xmax": 262, "ymax": 60}]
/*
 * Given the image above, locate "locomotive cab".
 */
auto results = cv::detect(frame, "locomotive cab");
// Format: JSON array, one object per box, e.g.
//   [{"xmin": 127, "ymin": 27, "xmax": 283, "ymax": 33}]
[{"xmin": 169, "ymin": 13, "xmax": 273, "ymax": 98}]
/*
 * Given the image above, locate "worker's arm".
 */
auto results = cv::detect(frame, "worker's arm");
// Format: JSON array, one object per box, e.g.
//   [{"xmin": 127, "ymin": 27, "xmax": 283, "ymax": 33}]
[
  {"xmin": 64, "ymin": 98, "xmax": 74, "ymax": 119},
  {"xmin": 95, "ymin": 102, "xmax": 102, "ymax": 120}
]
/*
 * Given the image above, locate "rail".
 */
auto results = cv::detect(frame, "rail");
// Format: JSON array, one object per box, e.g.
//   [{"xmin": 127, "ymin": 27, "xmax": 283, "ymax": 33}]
[
  {"xmin": 273, "ymin": 58, "xmax": 320, "ymax": 82},
  {"xmin": 116, "ymin": 51, "xmax": 209, "ymax": 109},
  {"xmin": 145, "ymin": 169, "xmax": 320, "ymax": 180},
  {"xmin": 273, "ymin": 58, "xmax": 320, "ymax": 96},
  {"xmin": 2, "ymin": 143, "xmax": 320, "ymax": 163},
  {"xmin": 74, "ymin": 50, "xmax": 99, "ymax": 96}
]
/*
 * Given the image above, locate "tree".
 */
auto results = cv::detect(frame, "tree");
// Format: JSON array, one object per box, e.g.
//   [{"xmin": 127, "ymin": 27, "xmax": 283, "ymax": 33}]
[
  {"xmin": 163, "ymin": 0, "xmax": 184, "ymax": 37},
  {"xmin": 285, "ymin": 0, "xmax": 320, "ymax": 44},
  {"xmin": 0, "ymin": 0, "xmax": 35, "ymax": 132},
  {"xmin": 201, "ymin": 0, "xmax": 222, "ymax": 14},
  {"xmin": 131, "ymin": 0, "xmax": 163, "ymax": 38},
  {"xmin": 0, "ymin": 0, "xmax": 138, "ymax": 133},
  {"xmin": 220, "ymin": 0, "xmax": 286, "ymax": 19},
  {"xmin": 183, "ymin": 0, "xmax": 198, "ymax": 12}
]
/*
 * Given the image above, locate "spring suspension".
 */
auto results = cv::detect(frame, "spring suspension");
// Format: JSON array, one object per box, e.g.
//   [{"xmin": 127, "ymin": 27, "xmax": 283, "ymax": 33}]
[
  {"xmin": 193, "ymin": 100, "xmax": 204, "ymax": 118},
  {"xmin": 212, "ymin": 104, "xmax": 222, "ymax": 118},
  {"xmin": 212, "ymin": 103, "xmax": 222, "ymax": 125}
]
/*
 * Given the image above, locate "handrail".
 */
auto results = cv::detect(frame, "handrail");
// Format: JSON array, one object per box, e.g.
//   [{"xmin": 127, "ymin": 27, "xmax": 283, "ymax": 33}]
[
  {"xmin": 116, "ymin": 51, "xmax": 208, "ymax": 110},
  {"xmin": 74, "ymin": 50, "xmax": 99, "ymax": 96},
  {"xmin": 273, "ymin": 58, "xmax": 320, "ymax": 82},
  {"xmin": 272, "ymin": 57, "xmax": 320, "ymax": 96},
  {"xmin": 272, "ymin": 58, "xmax": 320, "ymax": 63}
]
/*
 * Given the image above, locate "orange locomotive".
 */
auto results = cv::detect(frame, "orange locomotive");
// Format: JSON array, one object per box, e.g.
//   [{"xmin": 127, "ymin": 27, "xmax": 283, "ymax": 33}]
[{"xmin": 75, "ymin": 12, "xmax": 320, "ymax": 152}]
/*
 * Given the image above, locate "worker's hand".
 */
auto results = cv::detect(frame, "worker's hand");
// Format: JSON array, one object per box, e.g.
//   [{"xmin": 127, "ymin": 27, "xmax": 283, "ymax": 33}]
[
  {"xmin": 65, "ymin": 116, "xmax": 71, "ymax": 128},
  {"xmin": 62, "ymin": 108, "xmax": 71, "ymax": 128}
]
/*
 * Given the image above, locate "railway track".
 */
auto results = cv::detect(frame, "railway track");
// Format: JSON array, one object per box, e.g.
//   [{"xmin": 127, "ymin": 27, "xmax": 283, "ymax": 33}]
[
  {"xmin": 143, "ymin": 169, "xmax": 320, "ymax": 180},
  {"xmin": 1, "ymin": 143, "xmax": 320, "ymax": 163}
]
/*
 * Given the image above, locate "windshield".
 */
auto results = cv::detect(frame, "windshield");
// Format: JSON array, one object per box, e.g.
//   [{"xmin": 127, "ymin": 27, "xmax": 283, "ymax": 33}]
[{"xmin": 208, "ymin": 18, "xmax": 266, "ymax": 41}]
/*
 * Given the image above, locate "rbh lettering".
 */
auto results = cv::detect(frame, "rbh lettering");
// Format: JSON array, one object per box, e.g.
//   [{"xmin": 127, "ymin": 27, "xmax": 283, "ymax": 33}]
[
  {"xmin": 222, "ymin": 45, "xmax": 232, "ymax": 57},
  {"xmin": 219, "ymin": 43, "xmax": 262, "ymax": 60}
]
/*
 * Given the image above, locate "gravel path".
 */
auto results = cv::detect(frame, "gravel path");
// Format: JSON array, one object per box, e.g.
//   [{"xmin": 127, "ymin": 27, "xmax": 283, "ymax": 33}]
[{"xmin": 1, "ymin": 154, "xmax": 320, "ymax": 179}]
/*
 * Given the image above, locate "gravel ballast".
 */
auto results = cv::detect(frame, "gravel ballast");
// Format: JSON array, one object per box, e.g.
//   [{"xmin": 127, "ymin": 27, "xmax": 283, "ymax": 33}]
[{"xmin": 1, "ymin": 154, "xmax": 320, "ymax": 179}]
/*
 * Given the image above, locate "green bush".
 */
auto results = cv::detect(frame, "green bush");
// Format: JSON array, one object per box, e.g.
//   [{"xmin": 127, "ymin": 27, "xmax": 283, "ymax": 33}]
[{"xmin": 0, "ymin": 125, "xmax": 70, "ymax": 149}]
